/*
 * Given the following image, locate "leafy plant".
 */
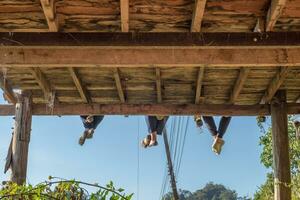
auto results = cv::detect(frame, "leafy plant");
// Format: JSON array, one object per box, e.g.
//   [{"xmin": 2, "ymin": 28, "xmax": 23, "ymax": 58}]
[{"xmin": 0, "ymin": 176, "xmax": 133, "ymax": 200}]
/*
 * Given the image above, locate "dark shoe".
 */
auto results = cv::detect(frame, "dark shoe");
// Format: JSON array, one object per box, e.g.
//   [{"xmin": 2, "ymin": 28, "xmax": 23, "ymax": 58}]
[
  {"xmin": 148, "ymin": 140, "xmax": 158, "ymax": 147},
  {"xmin": 141, "ymin": 135, "xmax": 151, "ymax": 148},
  {"xmin": 86, "ymin": 129, "xmax": 94, "ymax": 139},
  {"xmin": 78, "ymin": 130, "xmax": 88, "ymax": 145}
]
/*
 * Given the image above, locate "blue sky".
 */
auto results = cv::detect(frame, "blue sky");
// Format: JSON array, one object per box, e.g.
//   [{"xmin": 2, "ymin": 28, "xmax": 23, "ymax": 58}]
[{"xmin": 0, "ymin": 91, "xmax": 270, "ymax": 199}]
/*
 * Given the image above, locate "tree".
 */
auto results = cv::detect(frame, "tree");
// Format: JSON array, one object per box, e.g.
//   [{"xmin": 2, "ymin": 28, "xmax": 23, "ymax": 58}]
[
  {"xmin": 254, "ymin": 117, "xmax": 300, "ymax": 200},
  {"xmin": 162, "ymin": 182, "xmax": 249, "ymax": 200}
]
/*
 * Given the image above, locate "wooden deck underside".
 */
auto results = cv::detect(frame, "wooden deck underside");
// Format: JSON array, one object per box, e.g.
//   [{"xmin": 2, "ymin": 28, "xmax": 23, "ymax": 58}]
[
  {"xmin": 0, "ymin": 0, "xmax": 300, "ymax": 32},
  {"xmin": 2, "ymin": 66, "xmax": 300, "ymax": 105}
]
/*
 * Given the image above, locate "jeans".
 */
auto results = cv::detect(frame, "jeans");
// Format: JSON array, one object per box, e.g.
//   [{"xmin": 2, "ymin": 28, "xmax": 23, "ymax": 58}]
[
  {"xmin": 202, "ymin": 116, "xmax": 231, "ymax": 138},
  {"xmin": 80, "ymin": 115, "xmax": 104, "ymax": 130},
  {"xmin": 145, "ymin": 116, "xmax": 169, "ymax": 135}
]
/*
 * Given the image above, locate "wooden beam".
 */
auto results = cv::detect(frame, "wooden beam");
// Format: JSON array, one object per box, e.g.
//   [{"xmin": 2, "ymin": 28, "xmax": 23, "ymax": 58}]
[
  {"xmin": 40, "ymin": 0, "xmax": 58, "ymax": 32},
  {"xmin": 10, "ymin": 93, "xmax": 32, "ymax": 185},
  {"xmin": 68, "ymin": 67, "xmax": 90, "ymax": 103},
  {"xmin": 0, "ymin": 73, "xmax": 16, "ymax": 104},
  {"xmin": 1, "ymin": 32, "xmax": 300, "ymax": 47},
  {"xmin": 266, "ymin": 0, "xmax": 287, "ymax": 32},
  {"xmin": 295, "ymin": 94, "xmax": 300, "ymax": 103},
  {"xmin": 254, "ymin": 18, "xmax": 265, "ymax": 33},
  {"xmin": 229, "ymin": 68, "xmax": 250, "ymax": 104},
  {"xmin": 261, "ymin": 66, "xmax": 290, "ymax": 104},
  {"xmin": 1, "ymin": 48, "xmax": 300, "ymax": 68},
  {"xmin": 271, "ymin": 90, "xmax": 291, "ymax": 200},
  {"xmin": 155, "ymin": 67, "xmax": 162, "ymax": 103},
  {"xmin": 29, "ymin": 68, "xmax": 52, "ymax": 100},
  {"xmin": 120, "ymin": 0, "xmax": 129, "ymax": 32},
  {"xmin": 113, "ymin": 68, "xmax": 125, "ymax": 103},
  {"xmin": 195, "ymin": 66, "xmax": 205, "ymax": 104},
  {"xmin": 0, "ymin": 103, "xmax": 300, "ymax": 116},
  {"xmin": 191, "ymin": 0, "xmax": 207, "ymax": 32}
]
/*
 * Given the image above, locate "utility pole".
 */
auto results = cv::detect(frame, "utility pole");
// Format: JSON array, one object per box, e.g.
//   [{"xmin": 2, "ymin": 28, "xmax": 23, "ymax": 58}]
[{"xmin": 162, "ymin": 129, "xmax": 179, "ymax": 200}]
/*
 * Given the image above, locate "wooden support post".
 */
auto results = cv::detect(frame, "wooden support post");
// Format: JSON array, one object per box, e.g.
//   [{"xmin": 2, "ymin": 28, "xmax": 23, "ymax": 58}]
[
  {"xmin": 68, "ymin": 67, "xmax": 91, "ymax": 103},
  {"xmin": 271, "ymin": 90, "xmax": 291, "ymax": 200},
  {"xmin": 155, "ymin": 67, "xmax": 162, "ymax": 103},
  {"xmin": 113, "ymin": 68, "xmax": 126, "ymax": 103},
  {"xmin": 30, "ymin": 68, "xmax": 52, "ymax": 101},
  {"xmin": 195, "ymin": 66, "xmax": 205, "ymax": 104},
  {"xmin": 191, "ymin": 0, "xmax": 207, "ymax": 32},
  {"xmin": 266, "ymin": 0, "xmax": 287, "ymax": 32},
  {"xmin": 40, "ymin": 0, "xmax": 58, "ymax": 32},
  {"xmin": 162, "ymin": 129, "xmax": 179, "ymax": 200},
  {"xmin": 229, "ymin": 68, "xmax": 250, "ymax": 104},
  {"xmin": 120, "ymin": 0, "xmax": 129, "ymax": 32},
  {"xmin": 0, "ymin": 73, "xmax": 17, "ymax": 104},
  {"xmin": 10, "ymin": 93, "xmax": 32, "ymax": 185}
]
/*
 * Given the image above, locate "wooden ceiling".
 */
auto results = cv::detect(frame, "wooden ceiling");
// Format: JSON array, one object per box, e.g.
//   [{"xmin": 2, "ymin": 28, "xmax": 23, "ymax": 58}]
[
  {"xmin": 0, "ymin": 0, "xmax": 300, "ymax": 112},
  {"xmin": 0, "ymin": 0, "xmax": 300, "ymax": 32}
]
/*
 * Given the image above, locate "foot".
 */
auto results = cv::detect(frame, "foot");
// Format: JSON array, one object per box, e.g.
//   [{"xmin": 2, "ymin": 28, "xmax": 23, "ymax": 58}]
[
  {"xmin": 212, "ymin": 137, "xmax": 225, "ymax": 155},
  {"xmin": 86, "ymin": 128, "xmax": 94, "ymax": 139},
  {"xmin": 148, "ymin": 140, "xmax": 158, "ymax": 147},
  {"xmin": 141, "ymin": 135, "xmax": 151, "ymax": 148},
  {"xmin": 78, "ymin": 130, "xmax": 88, "ymax": 145}
]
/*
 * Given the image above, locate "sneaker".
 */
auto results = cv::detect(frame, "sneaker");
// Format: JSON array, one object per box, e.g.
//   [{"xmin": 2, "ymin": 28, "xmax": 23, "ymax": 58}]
[
  {"xmin": 212, "ymin": 137, "xmax": 225, "ymax": 155},
  {"xmin": 86, "ymin": 128, "xmax": 94, "ymax": 139},
  {"xmin": 148, "ymin": 140, "xmax": 158, "ymax": 147},
  {"xmin": 78, "ymin": 130, "xmax": 88, "ymax": 145},
  {"xmin": 141, "ymin": 135, "xmax": 151, "ymax": 148}
]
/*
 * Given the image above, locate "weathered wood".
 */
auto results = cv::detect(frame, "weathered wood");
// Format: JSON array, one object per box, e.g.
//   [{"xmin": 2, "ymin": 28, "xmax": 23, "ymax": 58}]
[
  {"xmin": 271, "ymin": 90, "xmax": 291, "ymax": 200},
  {"xmin": 296, "ymin": 94, "xmax": 300, "ymax": 103},
  {"xmin": 155, "ymin": 67, "xmax": 162, "ymax": 103},
  {"xmin": 229, "ymin": 68, "xmax": 250, "ymax": 104},
  {"xmin": 261, "ymin": 67, "xmax": 290, "ymax": 104},
  {"xmin": 40, "ymin": 0, "xmax": 58, "ymax": 32},
  {"xmin": 191, "ymin": 0, "xmax": 207, "ymax": 32},
  {"xmin": 254, "ymin": 17, "xmax": 265, "ymax": 33},
  {"xmin": 113, "ymin": 68, "xmax": 125, "ymax": 103},
  {"xmin": 68, "ymin": 67, "xmax": 90, "ymax": 103},
  {"xmin": 266, "ymin": 0, "xmax": 287, "ymax": 31},
  {"xmin": 10, "ymin": 93, "xmax": 32, "ymax": 185},
  {"xmin": 120, "ymin": 0, "xmax": 129, "ymax": 32},
  {"xmin": 1, "ymin": 32, "xmax": 300, "ymax": 47},
  {"xmin": 0, "ymin": 103, "xmax": 300, "ymax": 116},
  {"xmin": 1, "ymin": 48, "xmax": 300, "ymax": 68},
  {"xmin": 0, "ymin": 73, "xmax": 16, "ymax": 104},
  {"xmin": 195, "ymin": 66, "xmax": 205, "ymax": 104},
  {"xmin": 30, "ymin": 68, "xmax": 52, "ymax": 101}
]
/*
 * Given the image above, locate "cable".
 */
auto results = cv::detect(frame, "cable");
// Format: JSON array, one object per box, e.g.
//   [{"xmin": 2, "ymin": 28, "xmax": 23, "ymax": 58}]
[{"xmin": 137, "ymin": 117, "xmax": 140, "ymax": 200}]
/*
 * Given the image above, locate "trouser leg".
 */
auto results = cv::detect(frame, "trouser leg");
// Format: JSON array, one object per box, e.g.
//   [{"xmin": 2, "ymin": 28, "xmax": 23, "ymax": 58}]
[
  {"xmin": 80, "ymin": 115, "xmax": 93, "ymax": 129},
  {"xmin": 156, "ymin": 117, "xmax": 169, "ymax": 135},
  {"xmin": 92, "ymin": 115, "xmax": 104, "ymax": 130},
  {"xmin": 218, "ymin": 116, "xmax": 231, "ymax": 138},
  {"xmin": 203, "ymin": 116, "xmax": 218, "ymax": 137},
  {"xmin": 145, "ymin": 116, "xmax": 158, "ymax": 133}
]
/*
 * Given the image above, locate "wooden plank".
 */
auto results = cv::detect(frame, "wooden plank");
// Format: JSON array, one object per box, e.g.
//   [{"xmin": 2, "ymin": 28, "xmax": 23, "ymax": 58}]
[
  {"xmin": 191, "ymin": 0, "xmax": 207, "ymax": 32},
  {"xmin": 40, "ymin": 0, "xmax": 58, "ymax": 32},
  {"xmin": 271, "ymin": 91, "xmax": 291, "ymax": 200},
  {"xmin": 266, "ymin": 0, "xmax": 287, "ymax": 31},
  {"xmin": 30, "ymin": 68, "xmax": 51, "ymax": 100},
  {"xmin": 155, "ymin": 67, "xmax": 162, "ymax": 103},
  {"xmin": 1, "ymin": 48, "xmax": 300, "ymax": 68},
  {"xmin": 0, "ymin": 73, "xmax": 16, "ymax": 104},
  {"xmin": 1, "ymin": 32, "xmax": 300, "ymax": 47},
  {"xmin": 10, "ymin": 93, "xmax": 32, "ymax": 185},
  {"xmin": 296, "ymin": 94, "xmax": 300, "ymax": 103},
  {"xmin": 113, "ymin": 68, "xmax": 125, "ymax": 103},
  {"xmin": 229, "ymin": 68, "xmax": 250, "ymax": 104},
  {"xmin": 120, "ymin": 0, "xmax": 129, "ymax": 32},
  {"xmin": 195, "ymin": 67, "xmax": 205, "ymax": 104},
  {"xmin": 68, "ymin": 67, "xmax": 90, "ymax": 103},
  {"xmin": 261, "ymin": 66, "xmax": 290, "ymax": 104},
  {"xmin": 0, "ymin": 103, "xmax": 300, "ymax": 116}
]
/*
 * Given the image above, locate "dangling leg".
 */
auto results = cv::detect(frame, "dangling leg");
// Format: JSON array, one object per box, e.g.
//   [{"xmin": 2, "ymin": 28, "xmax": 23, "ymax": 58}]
[
  {"xmin": 293, "ymin": 120, "xmax": 300, "ymax": 140},
  {"xmin": 79, "ymin": 115, "xmax": 93, "ymax": 145},
  {"xmin": 202, "ymin": 116, "xmax": 218, "ymax": 137},
  {"xmin": 142, "ymin": 116, "xmax": 157, "ymax": 148},
  {"xmin": 150, "ymin": 116, "xmax": 169, "ymax": 146},
  {"xmin": 213, "ymin": 116, "xmax": 232, "ymax": 155},
  {"xmin": 86, "ymin": 115, "xmax": 104, "ymax": 139}
]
